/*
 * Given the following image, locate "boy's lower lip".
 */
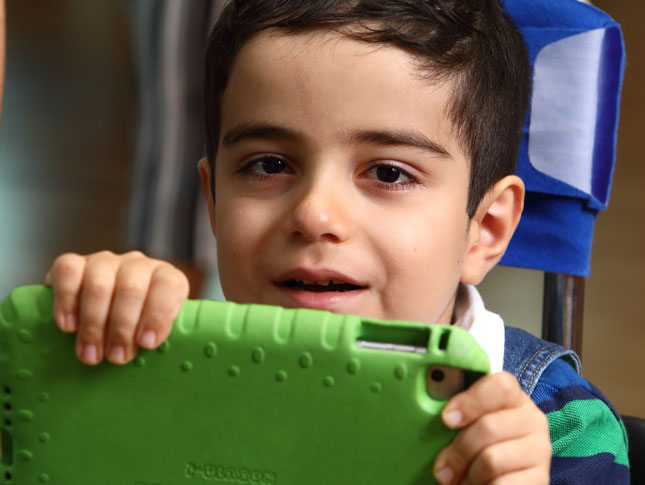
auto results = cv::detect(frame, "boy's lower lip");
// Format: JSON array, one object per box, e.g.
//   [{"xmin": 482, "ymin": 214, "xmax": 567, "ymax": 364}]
[{"xmin": 273, "ymin": 283, "xmax": 366, "ymax": 311}]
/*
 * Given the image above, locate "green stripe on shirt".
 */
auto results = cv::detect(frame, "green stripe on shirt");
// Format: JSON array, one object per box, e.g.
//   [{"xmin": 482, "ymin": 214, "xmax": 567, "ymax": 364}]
[{"xmin": 546, "ymin": 399, "xmax": 629, "ymax": 466}]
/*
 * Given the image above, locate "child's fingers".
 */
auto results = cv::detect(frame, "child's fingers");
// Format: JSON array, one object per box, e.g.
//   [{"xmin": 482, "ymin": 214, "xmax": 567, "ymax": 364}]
[
  {"xmin": 46, "ymin": 250, "xmax": 188, "ymax": 365},
  {"xmin": 135, "ymin": 265, "xmax": 189, "ymax": 349},
  {"xmin": 46, "ymin": 253, "xmax": 86, "ymax": 333},
  {"xmin": 433, "ymin": 372, "xmax": 548, "ymax": 485},
  {"xmin": 433, "ymin": 407, "xmax": 535, "ymax": 484},
  {"xmin": 465, "ymin": 436, "xmax": 550, "ymax": 484},
  {"xmin": 75, "ymin": 253, "xmax": 120, "ymax": 365},
  {"xmin": 441, "ymin": 372, "xmax": 524, "ymax": 429},
  {"xmin": 103, "ymin": 260, "xmax": 155, "ymax": 364}
]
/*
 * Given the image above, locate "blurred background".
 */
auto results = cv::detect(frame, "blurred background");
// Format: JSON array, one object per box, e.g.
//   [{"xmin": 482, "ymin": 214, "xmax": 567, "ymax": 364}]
[
  {"xmin": 0, "ymin": 0, "xmax": 642, "ymax": 417},
  {"xmin": 0, "ymin": 1, "xmax": 132, "ymax": 284}
]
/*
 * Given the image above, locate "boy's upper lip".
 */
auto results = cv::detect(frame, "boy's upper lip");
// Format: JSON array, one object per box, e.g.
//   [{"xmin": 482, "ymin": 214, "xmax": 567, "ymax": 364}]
[{"xmin": 275, "ymin": 268, "xmax": 367, "ymax": 287}]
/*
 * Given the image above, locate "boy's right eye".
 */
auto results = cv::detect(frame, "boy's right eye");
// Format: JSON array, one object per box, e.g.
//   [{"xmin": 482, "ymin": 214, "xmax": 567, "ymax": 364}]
[{"xmin": 238, "ymin": 155, "xmax": 292, "ymax": 177}]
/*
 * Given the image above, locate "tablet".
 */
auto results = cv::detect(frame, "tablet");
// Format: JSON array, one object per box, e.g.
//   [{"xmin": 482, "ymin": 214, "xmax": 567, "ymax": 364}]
[{"xmin": 0, "ymin": 285, "xmax": 489, "ymax": 484}]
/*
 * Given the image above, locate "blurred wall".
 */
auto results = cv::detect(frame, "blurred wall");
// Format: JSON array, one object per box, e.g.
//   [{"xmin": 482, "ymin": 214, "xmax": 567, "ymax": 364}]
[{"xmin": 0, "ymin": 0, "xmax": 133, "ymax": 297}]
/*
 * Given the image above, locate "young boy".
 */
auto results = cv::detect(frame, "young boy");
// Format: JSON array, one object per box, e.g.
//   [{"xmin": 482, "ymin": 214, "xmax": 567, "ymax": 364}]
[{"xmin": 43, "ymin": 1, "xmax": 629, "ymax": 483}]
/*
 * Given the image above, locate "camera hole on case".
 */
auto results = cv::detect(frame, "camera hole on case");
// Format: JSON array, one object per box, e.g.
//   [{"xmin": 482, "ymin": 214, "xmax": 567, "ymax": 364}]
[{"xmin": 425, "ymin": 366, "xmax": 465, "ymax": 400}]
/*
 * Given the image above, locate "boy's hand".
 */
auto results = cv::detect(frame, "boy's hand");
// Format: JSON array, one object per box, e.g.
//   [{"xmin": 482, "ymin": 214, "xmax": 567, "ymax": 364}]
[
  {"xmin": 44, "ymin": 251, "xmax": 190, "ymax": 366},
  {"xmin": 433, "ymin": 371, "xmax": 551, "ymax": 485}
]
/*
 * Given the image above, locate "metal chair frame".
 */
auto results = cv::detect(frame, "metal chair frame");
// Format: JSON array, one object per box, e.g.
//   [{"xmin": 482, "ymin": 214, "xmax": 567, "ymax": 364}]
[{"xmin": 542, "ymin": 273, "xmax": 585, "ymax": 357}]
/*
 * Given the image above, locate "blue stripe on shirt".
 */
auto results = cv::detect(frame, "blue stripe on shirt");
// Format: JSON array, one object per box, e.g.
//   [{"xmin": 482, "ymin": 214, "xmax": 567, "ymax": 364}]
[
  {"xmin": 551, "ymin": 454, "xmax": 630, "ymax": 485},
  {"xmin": 532, "ymin": 359, "xmax": 621, "ymax": 420}
]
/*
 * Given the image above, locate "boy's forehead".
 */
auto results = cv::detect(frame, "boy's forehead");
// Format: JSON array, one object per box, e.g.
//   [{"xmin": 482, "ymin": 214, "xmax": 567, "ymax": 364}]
[
  {"xmin": 245, "ymin": 28, "xmax": 411, "ymax": 66},
  {"xmin": 240, "ymin": 28, "xmax": 430, "ymax": 88},
  {"xmin": 221, "ymin": 29, "xmax": 467, "ymax": 163}
]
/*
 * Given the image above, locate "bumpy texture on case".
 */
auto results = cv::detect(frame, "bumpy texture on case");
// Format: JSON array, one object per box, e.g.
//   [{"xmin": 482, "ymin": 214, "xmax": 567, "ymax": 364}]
[{"xmin": 0, "ymin": 285, "xmax": 489, "ymax": 484}]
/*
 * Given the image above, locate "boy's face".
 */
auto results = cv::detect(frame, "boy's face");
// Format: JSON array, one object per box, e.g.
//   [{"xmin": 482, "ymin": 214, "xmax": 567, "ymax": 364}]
[{"xmin": 204, "ymin": 30, "xmax": 482, "ymax": 324}]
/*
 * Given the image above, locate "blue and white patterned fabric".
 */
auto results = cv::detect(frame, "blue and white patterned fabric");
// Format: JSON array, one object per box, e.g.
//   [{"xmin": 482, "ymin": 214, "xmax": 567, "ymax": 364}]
[{"xmin": 501, "ymin": 0, "xmax": 625, "ymax": 277}]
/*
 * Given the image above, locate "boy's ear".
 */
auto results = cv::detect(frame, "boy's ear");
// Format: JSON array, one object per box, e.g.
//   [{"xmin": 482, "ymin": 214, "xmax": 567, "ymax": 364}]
[
  {"xmin": 197, "ymin": 157, "xmax": 217, "ymax": 236},
  {"xmin": 460, "ymin": 175, "xmax": 525, "ymax": 285}
]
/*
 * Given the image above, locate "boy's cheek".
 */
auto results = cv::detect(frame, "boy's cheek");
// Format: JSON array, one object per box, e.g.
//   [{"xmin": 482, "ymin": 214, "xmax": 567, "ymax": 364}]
[{"xmin": 214, "ymin": 212, "xmax": 274, "ymax": 302}]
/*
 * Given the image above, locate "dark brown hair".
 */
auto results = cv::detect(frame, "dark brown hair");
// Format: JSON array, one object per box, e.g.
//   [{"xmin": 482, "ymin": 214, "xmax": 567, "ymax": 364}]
[{"xmin": 204, "ymin": 0, "xmax": 530, "ymax": 216}]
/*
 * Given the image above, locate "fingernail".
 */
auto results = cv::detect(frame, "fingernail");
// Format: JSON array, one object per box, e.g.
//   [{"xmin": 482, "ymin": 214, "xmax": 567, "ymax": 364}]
[
  {"xmin": 436, "ymin": 467, "xmax": 454, "ymax": 485},
  {"xmin": 65, "ymin": 314, "xmax": 76, "ymax": 332},
  {"xmin": 54, "ymin": 310, "xmax": 65, "ymax": 329},
  {"xmin": 139, "ymin": 330, "xmax": 156, "ymax": 348},
  {"xmin": 109, "ymin": 346, "xmax": 125, "ymax": 362},
  {"xmin": 82, "ymin": 345, "xmax": 98, "ymax": 364},
  {"xmin": 444, "ymin": 410, "xmax": 462, "ymax": 428}
]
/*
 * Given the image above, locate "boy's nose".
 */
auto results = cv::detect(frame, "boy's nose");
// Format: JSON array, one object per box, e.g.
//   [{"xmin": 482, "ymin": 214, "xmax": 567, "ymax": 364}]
[{"xmin": 285, "ymin": 182, "xmax": 353, "ymax": 243}]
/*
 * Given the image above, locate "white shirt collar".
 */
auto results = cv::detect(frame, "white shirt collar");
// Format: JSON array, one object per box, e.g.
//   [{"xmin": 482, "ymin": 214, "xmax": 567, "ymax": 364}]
[{"xmin": 452, "ymin": 284, "xmax": 505, "ymax": 373}]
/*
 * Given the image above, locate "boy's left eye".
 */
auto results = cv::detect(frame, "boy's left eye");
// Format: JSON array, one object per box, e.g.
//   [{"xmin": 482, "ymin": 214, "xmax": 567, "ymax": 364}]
[{"xmin": 365, "ymin": 163, "xmax": 419, "ymax": 188}]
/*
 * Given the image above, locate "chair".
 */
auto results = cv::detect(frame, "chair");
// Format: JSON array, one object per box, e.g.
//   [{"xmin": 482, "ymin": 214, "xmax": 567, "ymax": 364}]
[
  {"xmin": 623, "ymin": 415, "xmax": 645, "ymax": 483},
  {"xmin": 501, "ymin": 0, "xmax": 625, "ymax": 356},
  {"xmin": 127, "ymin": 0, "xmax": 223, "ymax": 273},
  {"xmin": 502, "ymin": 0, "xmax": 642, "ymax": 478},
  {"xmin": 127, "ymin": 0, "xmax": 226, "ymax": 298}
]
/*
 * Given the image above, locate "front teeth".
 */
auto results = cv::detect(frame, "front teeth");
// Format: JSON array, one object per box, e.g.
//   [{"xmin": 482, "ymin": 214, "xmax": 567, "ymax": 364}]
[{"xmin": 299, "ymin": 279, "xmax": 338, "ymax": 286}]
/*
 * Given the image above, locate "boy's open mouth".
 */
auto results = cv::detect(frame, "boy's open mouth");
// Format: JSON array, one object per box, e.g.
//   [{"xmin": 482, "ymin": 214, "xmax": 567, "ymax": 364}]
[{"xmin": 280, "ymin": 279, "xmax": 363, "ymax": 293}]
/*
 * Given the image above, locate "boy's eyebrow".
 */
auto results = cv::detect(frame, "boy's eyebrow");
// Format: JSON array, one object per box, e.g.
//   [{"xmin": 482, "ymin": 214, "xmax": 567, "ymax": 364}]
[
  {"xmin": 222, "ymin": 122, "xmax": 451, "ymax": 158},
  {"xmin": 222, "ymin": 123, "xmax": 300, "ymax": 146},
  {"xmin": 346, "ymin": 129, "xmax": 452, "ymax": 159}
]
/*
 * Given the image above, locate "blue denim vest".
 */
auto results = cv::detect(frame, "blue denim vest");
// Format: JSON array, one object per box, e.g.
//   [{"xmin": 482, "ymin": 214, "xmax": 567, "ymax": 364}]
[{"xmin": 503, "ymin": 327, "xmax": 582, "ymax": 397}]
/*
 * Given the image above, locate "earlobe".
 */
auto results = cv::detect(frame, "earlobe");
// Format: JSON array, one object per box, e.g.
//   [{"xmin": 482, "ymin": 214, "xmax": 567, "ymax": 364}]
[
  {"xmin": 197, "ymin": 157, "xmax": 217, "ymax": 237},
  {"xmin": 460, "ymin": 175, "xmax": 525, "ymax": 285}
]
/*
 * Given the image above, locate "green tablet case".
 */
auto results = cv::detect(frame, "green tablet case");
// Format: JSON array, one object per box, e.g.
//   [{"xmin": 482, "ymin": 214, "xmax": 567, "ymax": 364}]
[{"xmin": 0, "ymin": 285, "xmax": 489, "ymax": 484}]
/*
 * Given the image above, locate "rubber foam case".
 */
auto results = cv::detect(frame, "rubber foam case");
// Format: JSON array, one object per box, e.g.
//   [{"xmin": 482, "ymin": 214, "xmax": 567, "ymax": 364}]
[{"xmin": 0, "ymin": 285, "xmax": 489, "ymax": 484}]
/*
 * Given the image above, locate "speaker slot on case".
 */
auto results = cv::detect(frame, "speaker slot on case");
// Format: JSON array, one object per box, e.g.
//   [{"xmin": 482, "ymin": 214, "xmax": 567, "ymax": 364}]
[
  {"xmin": 356, "ymin": 320, "xmax": 430, "ymax": 354},
  {"xmin": 1, "ymin": 427, "xmax": 13, "ymax": 467}
]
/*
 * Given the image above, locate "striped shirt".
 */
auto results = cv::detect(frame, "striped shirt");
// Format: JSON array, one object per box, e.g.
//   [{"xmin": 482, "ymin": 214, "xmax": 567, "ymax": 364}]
[{"xmin": 532, "ymin": 358, "xmax": 630, "ymax": 483}]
